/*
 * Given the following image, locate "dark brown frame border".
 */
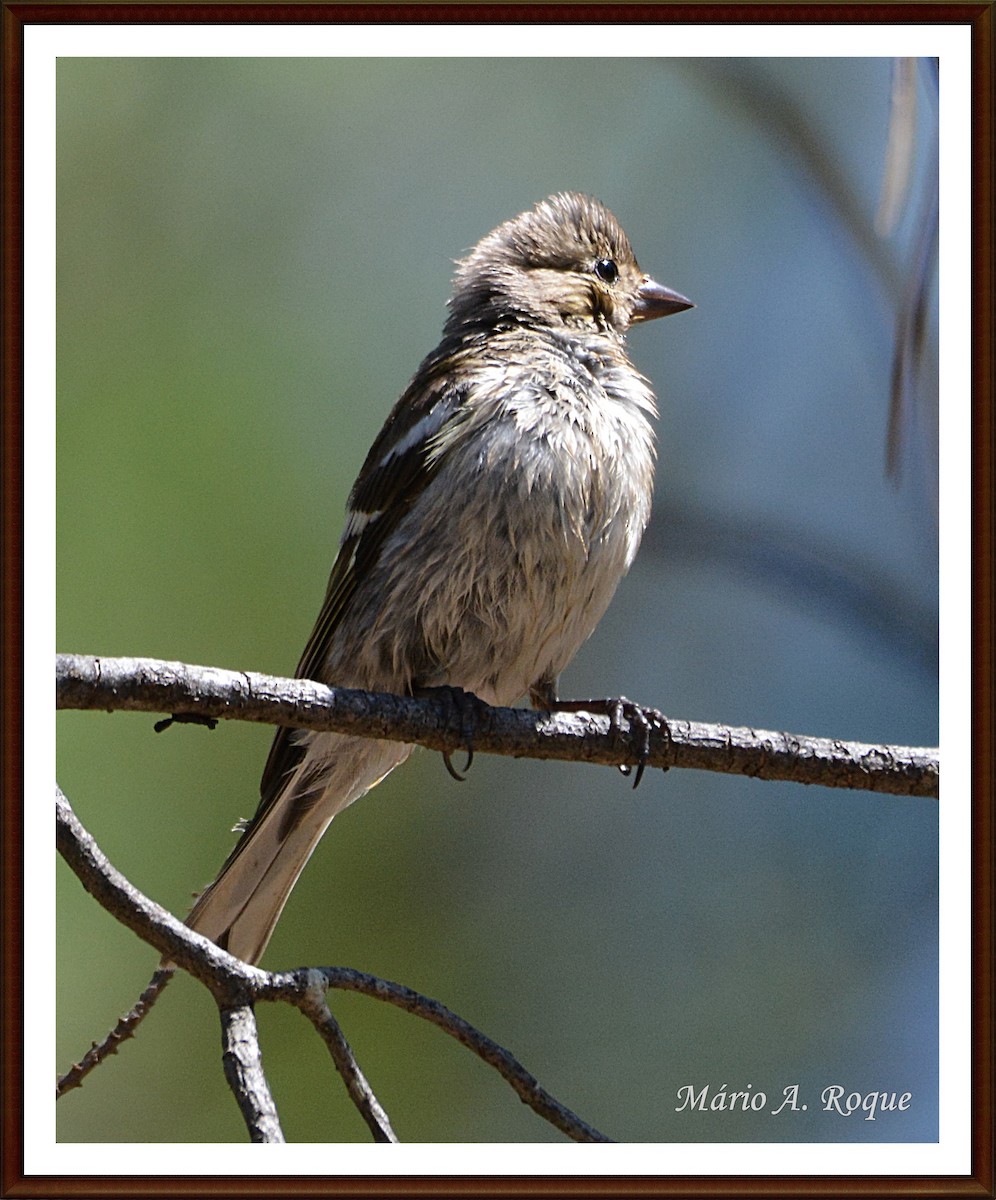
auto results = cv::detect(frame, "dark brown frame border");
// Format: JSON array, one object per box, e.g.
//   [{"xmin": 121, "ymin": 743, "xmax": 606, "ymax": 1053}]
[{"xmin": 3, "ymin": 6, "xmax": 991, "ymax": 1197}]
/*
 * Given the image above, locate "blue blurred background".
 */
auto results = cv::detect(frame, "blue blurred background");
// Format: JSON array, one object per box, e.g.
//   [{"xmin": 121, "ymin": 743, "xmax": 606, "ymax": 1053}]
[{"xmin": 56, "ymin": 57, "xmax": 938, "ymax": 1143}]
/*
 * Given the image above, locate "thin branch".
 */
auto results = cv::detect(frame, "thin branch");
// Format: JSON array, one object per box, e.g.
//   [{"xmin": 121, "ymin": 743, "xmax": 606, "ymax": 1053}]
[
  {"xmin": 56, "ymin": 653, "xmax": 939, "ymax": 797},
  {"xmin": 295, "ymin": 972, "xmax": 398, "ymax": 1143},
  {"xmin": 267, "ymin": 967, "xmax": 612, "ymax": 1143},
  {"xmin": 55, "ymin": 784, "xmax": 267, "ymax": 994},
  {"xmin": 219, "ymin": 1004, "xmax": 285, "ymax": 1144},
  {"xmin": 56, "ymin": 784, "xmax": 611, "ymax": 1142},
  {"xmin": 56, "ymin": 966, "xmax": 175, "ymax": 1098}
]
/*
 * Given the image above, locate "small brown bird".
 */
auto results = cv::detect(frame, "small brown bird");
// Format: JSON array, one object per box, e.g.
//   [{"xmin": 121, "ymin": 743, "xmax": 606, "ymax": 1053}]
[{"xmin": 185, "ymin": 192, "xmax": 692, "ymax": 964}]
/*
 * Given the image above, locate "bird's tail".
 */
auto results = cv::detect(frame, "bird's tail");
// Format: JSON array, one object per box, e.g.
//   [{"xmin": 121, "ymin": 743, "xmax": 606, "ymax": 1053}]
[{"xmin": 182, "ymin": 733, "xmax": 411, "ymax": 965}]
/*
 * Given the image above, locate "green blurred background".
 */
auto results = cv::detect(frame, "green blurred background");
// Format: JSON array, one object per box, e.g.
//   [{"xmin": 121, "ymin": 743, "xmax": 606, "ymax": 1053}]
[{"xmin": 56, "ymin": 58, "xmax": 938, "ymax": 1143}]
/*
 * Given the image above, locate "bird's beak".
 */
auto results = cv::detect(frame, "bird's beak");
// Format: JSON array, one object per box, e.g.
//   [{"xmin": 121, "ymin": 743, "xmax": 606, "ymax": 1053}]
[{"xmin": 631, "ymin": 276, "xmax": 694, "ymax": 322}]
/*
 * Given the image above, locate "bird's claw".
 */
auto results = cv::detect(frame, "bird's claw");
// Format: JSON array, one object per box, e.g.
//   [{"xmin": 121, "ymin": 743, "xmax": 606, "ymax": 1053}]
[
  {"xmin": 418, "ymin": 685, "xmax": 488, "ymax": 783},
  {"xmin": 547, "ymin": 695, "xmax": 668, "ymax": 787},
  {"xmin": 442, "ymin": 747, "xmax": 472, "ymax": 782},
  {"xmin": 600, "ymin": 697, "xmax": 667, "ymax": 788}
]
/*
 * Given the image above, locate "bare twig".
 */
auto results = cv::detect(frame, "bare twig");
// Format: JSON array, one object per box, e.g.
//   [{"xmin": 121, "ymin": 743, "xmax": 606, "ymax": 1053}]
[
  {"xmin": 295, "ymin": 972, "xmax": 398, "ymax": 1143},
  {"xmin": 56, "ymin": 784, "xmax": 611, "ymax": 1143},
  {"xmin": 268, "ymin": 967, "xmax": 611, "ymax": 1143},
  {"xmin": 220, "ymin": 1004, "xmax": 285, "ymax": 1144},
  {"xmin": 55, "ymin": 784, "xmax": 265, "ymax": 992},
  {"xmin": 56, "ymin": 966, "xmax": 175, "ymax": 1098},
  {"xmin": 56, "ymin": 653, "xmax": 939, "ymax": 797}
]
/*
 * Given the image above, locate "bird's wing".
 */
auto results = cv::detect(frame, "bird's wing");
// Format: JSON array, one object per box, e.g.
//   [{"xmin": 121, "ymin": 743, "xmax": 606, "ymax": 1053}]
[{"xmin": 257, "ymin": 365, "xmax": 466, "ymax": 811}]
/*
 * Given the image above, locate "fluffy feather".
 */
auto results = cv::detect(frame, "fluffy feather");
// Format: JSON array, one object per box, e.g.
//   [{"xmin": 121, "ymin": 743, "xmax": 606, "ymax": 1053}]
[{"xmin": 184, "ymin": 192, "xmax": 691, "ymax": 964}]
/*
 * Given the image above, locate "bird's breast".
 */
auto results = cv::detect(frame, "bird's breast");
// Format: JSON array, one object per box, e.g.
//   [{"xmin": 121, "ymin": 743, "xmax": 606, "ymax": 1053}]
[{"xmin": 334, "ymin": 351, "xmax": 658, "ymax": 703}]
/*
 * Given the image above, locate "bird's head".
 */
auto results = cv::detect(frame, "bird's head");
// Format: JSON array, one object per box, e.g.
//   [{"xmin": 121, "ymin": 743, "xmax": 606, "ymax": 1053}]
[{"xmin": 447, "ymin": 192, "xmax": 692, "ymax": 338}]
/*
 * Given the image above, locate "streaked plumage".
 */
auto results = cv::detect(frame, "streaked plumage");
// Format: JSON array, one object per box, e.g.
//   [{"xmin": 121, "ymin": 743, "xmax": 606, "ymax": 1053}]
[{"xmin": 185, "ymin": 192, "xmax": 692, "ymax": 964}]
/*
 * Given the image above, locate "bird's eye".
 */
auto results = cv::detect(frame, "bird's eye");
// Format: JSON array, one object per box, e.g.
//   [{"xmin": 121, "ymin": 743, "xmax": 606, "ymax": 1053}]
[{"xmin": 594, "ymin": 258, "xmax": 618, "ymax": 285}]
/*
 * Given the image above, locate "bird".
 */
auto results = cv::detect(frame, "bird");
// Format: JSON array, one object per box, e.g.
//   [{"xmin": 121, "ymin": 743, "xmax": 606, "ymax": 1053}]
[{"xmin": 184, "ymin": 192, "xmax": 693, "ymax": 965}]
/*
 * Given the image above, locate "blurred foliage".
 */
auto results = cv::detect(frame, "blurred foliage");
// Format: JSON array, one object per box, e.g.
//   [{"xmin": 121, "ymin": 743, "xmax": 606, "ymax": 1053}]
[{"xmin": 56, "ymin": 57, "xmax": 938, "ymax": 1143}]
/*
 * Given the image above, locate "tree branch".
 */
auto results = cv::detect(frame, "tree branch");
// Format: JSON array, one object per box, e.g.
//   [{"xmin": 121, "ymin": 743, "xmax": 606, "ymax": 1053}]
[
  {"xmin": 294, "ymin": 973, "xmax": 398, "ymax": 1143},
  {"xmin": 219, "ymin": 1004, "xmax": 285, "ymax": 1143},
  {"xmin": 267, "ymin": 966, "xmax": 612, "ymax": 1143},
  {"xmin": 56, "ymin": 653, "xmax": 939, "ymax": 797},
  {"xmin": 56, "ymin": 784, "xmax": 611, "ymax": 1143},
  {"xmin": 56, "ymin": 966, "xmax": 175, "ymax": 1097}
]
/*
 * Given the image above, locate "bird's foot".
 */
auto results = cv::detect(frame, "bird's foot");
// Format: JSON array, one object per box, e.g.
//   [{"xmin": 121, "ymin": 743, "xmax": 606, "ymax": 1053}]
[
  {"xmin": 416, "ymin": 685, "xmax": 490, "ymax": 782},
  {"xmin": 548, "ymin": 696, "xmax": 668, "ymax": 788}
]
